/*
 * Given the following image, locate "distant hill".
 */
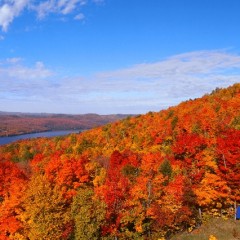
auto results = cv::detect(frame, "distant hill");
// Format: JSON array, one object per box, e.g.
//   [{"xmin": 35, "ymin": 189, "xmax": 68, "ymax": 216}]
[
  {"xmin": 0, "ymin": 112, "xmax": 132, "ymax": 136},
  {"xmin": 0, "ymin": 83, "xmax": 239, "ymax": 239}
]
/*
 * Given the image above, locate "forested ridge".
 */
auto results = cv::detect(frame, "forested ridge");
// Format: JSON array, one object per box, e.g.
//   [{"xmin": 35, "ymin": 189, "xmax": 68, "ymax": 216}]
[
  {"xmin": 0, "ymin": 113, "xmax": 130, "ymax": 137},
  {"xmin": 0, "ymin": 83, "xmax": 239, "ymax": 239}
]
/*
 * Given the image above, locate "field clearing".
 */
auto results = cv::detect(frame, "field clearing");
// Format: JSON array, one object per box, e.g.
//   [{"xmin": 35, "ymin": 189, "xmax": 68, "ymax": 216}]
[{"xmin": 171, "ymin": 218, "xmax": 240, "ymax": 240}]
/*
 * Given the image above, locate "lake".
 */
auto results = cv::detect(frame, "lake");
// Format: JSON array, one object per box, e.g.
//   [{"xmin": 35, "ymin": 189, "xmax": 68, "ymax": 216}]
[{"xmin": 0, "ymin": 130, "xmax": 81, "ymax": 146}]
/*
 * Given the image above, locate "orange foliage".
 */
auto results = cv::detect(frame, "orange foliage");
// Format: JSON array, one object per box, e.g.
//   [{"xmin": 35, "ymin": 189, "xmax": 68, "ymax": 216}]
[{"xmin": 0, "ymin": 83, "xmax": 239, "ymax": 239}]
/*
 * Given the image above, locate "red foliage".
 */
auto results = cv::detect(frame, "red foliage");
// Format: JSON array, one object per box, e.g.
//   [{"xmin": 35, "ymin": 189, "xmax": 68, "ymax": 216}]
[
  {"xmin": 45, "ymin": 153, "xmax": 89, "ymax": 199},
  {"xmin": 0, "ymin": 161, "xmax": 28, "ymax": 237},
  {"xmin": 216, "ymin": 129, "xmax": 240, "ymax": 200},
  {"xmin": 0, "ymin": 83, "xmax": 239, "ymax": 238}
]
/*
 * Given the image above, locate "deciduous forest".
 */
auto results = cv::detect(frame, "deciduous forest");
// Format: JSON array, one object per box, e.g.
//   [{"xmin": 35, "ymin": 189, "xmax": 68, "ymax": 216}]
[{"xmin": 0, "ymin": 83, "xmax": 239, "ymax": 239}]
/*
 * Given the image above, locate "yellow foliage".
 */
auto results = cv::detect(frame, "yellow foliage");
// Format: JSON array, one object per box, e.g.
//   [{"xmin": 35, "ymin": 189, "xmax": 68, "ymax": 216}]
[
  {"xmin": 93, "ymin": 168, "xmax": 106, "ymax": 187},
  {"xmin": 18, "ymin": 174, "xmax": 71, "ymax": 239},
  {"xmin": 10, "ymin": 233, "xmax": 27, "ymax": 240},
  {"xmin": 209, "ymin": 234, "xmax": 217, "ymax": 240},
  {"xmin": 216, "ymin": 202, "xmax": 222, "ymax": 208}
]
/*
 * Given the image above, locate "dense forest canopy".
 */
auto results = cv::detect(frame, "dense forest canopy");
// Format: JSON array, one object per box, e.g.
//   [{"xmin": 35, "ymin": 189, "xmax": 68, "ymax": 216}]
[{"xmin": 0, "ymin": 83, "xmax": 239, "ymax": 239}]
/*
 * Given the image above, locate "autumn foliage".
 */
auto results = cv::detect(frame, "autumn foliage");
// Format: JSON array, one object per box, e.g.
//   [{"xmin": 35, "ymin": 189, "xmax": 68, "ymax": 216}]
[{"xmin": 0, "ymin": 83, "xmax": 239, "ymax": 239}]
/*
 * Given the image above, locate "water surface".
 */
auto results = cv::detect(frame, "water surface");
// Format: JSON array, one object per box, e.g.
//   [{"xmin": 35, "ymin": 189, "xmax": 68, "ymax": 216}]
[{"xmin": 0, "ymin": 130, "xmax": 81, "ymax": 146}]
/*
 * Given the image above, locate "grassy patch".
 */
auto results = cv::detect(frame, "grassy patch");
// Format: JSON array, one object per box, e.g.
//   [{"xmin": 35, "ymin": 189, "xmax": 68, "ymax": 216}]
[{"xmin": 171, "ymin": 218, "xmax": 240, "ymax": 240}]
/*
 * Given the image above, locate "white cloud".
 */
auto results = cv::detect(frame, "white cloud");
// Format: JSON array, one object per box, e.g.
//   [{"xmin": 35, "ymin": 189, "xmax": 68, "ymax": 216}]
[
  {"xmin": 74, "ymin": 13, "xmax": 84, "ymax": 20},
  {"xmin": 0, "ymin": 0, "xmax": 29, "ymax": 31},
  {"xmin": 66, "ymin": 50, "xmax": 239, "ymax": 112},
  {"xmin": 6, "ymin": 57, "xmax": 23, "ymax": 64},
  {"xmin": 1, "ymin": 50, "xmax": 240, "ymax": 114},
  {"xmin": 33, "ymin": 0, "xmax": 55, "ymax": 19},
  {"xmin": 0, "ymin": 59, "xmax": 53, "ymax": 80},
  {"xmin": 61, "ymin": 0, "xmax": 85, "ymax": 14},
  {"xmin": 0, "ymin": 0, "xmax": 102, "ymax": 31},
  {"xmin": 11, "ymin": 61, "xmax": 53, "ymax": 79},
  {"xmin": 97, "ymin": 50, "xmax": 240, "ymax": 81},
  {"xmin": 31, "ymin": 0, "xmax": 87, "ymax": 18}
]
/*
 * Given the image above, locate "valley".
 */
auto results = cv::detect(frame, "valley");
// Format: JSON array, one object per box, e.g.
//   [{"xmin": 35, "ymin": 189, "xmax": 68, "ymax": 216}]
[
  {"xmin": 0, "ymin": 112, "xmax": 131, "ymax": 137},
  {"xmin": 0, "ymin": 83, "xmax": 239, "ymax": 239}
]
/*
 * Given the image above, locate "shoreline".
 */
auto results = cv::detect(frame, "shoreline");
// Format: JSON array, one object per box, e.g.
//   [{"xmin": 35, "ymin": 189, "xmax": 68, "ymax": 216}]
[
  {"xmin": 0, "ymin": 129, "xmax": 85, "ymax": 146},
  {"xmin": 0, "ymin": 128, "xmax": 86, "ymax": 138}
]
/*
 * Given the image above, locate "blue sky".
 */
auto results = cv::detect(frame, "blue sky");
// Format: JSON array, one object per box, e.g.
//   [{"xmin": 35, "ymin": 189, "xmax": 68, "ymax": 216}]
[{"xmin": 0, "ymin": 0, "xmax": 240, "ymax": 114}]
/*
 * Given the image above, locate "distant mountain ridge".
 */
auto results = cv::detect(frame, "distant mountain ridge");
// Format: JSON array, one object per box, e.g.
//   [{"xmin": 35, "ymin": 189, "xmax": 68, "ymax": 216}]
[{"xmin": 0, "ymin": 112, "xmax": 133, "ymax": 137}]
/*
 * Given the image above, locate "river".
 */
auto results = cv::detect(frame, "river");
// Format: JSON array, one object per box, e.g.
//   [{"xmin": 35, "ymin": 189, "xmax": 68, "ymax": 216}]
[{"xmin": 0, "ymin": 130, "xmax": 81, "ymax": 146}]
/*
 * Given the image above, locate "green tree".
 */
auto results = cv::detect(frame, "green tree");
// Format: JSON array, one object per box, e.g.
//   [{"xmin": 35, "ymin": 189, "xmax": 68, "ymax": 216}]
[
  {"xmin": 159, "ymin": 159, "xmax": 172, "ymax": 178},
  {"xmin": 71, "ymin": 187, "xmax": 106, "ymax": 240}
]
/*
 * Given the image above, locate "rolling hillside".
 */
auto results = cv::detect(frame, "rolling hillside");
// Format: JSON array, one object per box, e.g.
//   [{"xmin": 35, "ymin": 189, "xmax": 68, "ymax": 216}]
[
  {"xmin": 0, "ymin": 113, "xmax": 131, "ymax": 137},
  {"xmin": 0, "ymin": 83, "xmax": 239, "ymax": 239}
]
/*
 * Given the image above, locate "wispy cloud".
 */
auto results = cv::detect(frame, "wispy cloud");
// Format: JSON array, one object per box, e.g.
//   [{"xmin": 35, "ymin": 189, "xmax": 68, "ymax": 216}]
[
  {"xmin": 0, "ymin": 0, "xmax": 101, "ymax": 31},
  {"xmin": 0, "ymin": 0, "xmax": 29, "ymax": 31},
  {"xmin": 0, "ymin": 50, "xmax": 240, "ymax": 114},
  {"xmin": 74, "ymin": 13, "xmax": 85, "ymax": 20},
  {"xmin": 6, "ymin": 57, "xmax": 23, "ymax": 64},
  {"xmin": 91, "ymin": 50, "xmax": 240, "ymax": 100},
  {"xmin": 0, "ymin": 59, "xmax": 53, "ymax": 80},
  {"xmin": 33, "ymin": 0, "xmax": 86, "ymax": 19},
  {"xmin": 97, "ymin": 50, "xmax": 240, "ymax": 80}
]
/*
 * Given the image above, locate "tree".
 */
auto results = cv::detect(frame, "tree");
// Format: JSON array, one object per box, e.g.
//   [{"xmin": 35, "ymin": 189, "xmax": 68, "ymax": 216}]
[
  {"xmin": 159, "ymin": 158, "xmax": 173, "ymax": 185},
  {"xmin": 0, "ymin": 161, "xmax": 28, "ymax": 238},
  {"xmin": 45, "ymin": 154, "xmax": 89, "ymax": 199},
  {"xmin": 101, "ymin": 151, "xmax": 131, "ymax": 237},
  {"xmin": 19, "ymin": 174, "xmax": 71, "ymax": 240},
  {"xmin": 71, "ymin": 187, "xmax": 106, "ymax": 240},
  {"xmin": 216, "ymin": 129, "xmax": 240, "ymax": 202},
  {"xmin": 195, "ymin": 173, "xmax": 230, "ymax": 213}
]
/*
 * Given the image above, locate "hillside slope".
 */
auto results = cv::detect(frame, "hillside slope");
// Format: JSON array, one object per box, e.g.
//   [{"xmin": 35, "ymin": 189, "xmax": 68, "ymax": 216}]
[
  {"xmin": 172, "ymin": 217, "xmax": 240, "ymax": 240},
  {"xmin": 0, "ymin": 83, "xmax": 239, "ymax": 239},
  {"xmin": 0, "ymin": 113, "xmax": 131, "ymax": 137}
]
